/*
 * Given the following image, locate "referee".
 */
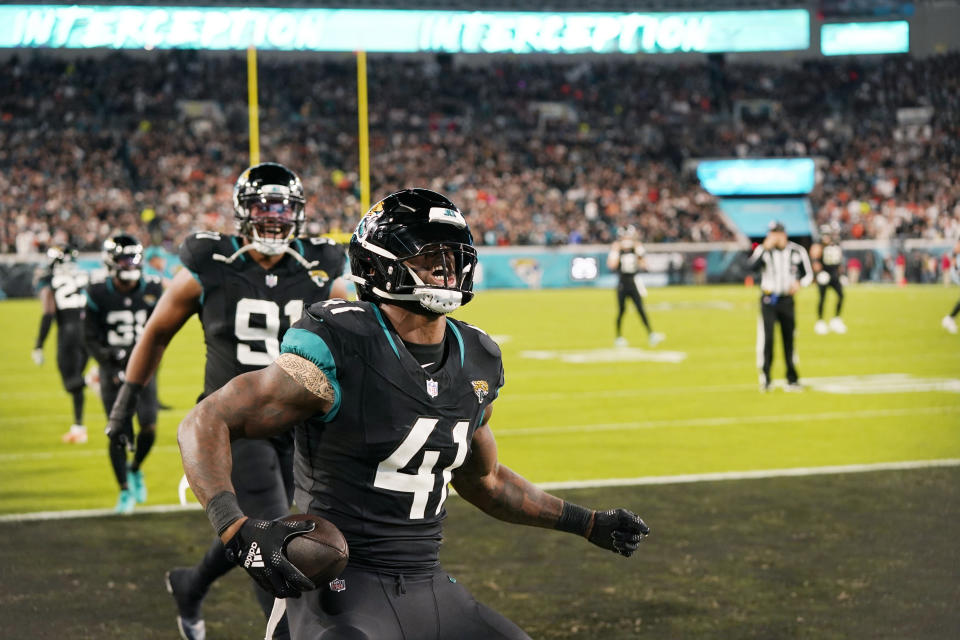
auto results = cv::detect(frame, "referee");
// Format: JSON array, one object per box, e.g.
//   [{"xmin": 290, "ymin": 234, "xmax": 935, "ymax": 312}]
[{"xmin": 748, "ymin": 221, "xmax": 813, "ymax": 392}]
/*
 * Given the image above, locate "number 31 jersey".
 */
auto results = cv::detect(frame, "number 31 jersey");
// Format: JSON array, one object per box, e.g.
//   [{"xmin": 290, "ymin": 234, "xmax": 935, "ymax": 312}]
[
  {"xmin": 179, "ymin": 232, "xmax": 346, "ymax": 396},
  {"xmin": 280, "ymin": 300, "xmax": 505, "ymax": 571}
]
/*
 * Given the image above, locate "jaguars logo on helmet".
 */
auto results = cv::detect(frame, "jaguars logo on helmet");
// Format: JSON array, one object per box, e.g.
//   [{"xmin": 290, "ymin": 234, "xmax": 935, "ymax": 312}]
[{"xmin": 347, "ymin": 188, "xmax": 478, "ymax": 316}]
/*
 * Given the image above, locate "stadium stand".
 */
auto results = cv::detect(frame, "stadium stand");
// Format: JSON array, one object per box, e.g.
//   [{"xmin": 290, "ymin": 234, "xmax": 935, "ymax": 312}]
[{"xmin": 1, "ymin": 51, "xmax": 958, "ymax": 255}]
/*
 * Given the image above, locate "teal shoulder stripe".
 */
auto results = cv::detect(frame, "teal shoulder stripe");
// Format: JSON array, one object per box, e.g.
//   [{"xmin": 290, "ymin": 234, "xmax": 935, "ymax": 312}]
[
  {"xmin": 371, "ymin": 305, "xmax": 401, "ymax": 361},
  {"xmin": 280, "ymin": 328, "xmax": 341, "ymax": 422},
  {"xmin": 446, "ymin": 319, "xmax": 464, "ymax": 366},
  {"xmin": 105, "ymin": 278, "xmax": 115, "ymax": 294},
  {"xmin": 186, "ymin": 269, "xmax": 205, "ymax": 305},
  {"xmin": 84, "ymin": 290, "xmax": 99, "ymax": 312},
  {"xmin": 295, "ymin": 238, "xmax": 305, "ymax": 255}
]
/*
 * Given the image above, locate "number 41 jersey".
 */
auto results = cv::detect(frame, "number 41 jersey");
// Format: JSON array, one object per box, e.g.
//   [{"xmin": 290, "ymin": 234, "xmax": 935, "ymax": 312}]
[
  {"xmin": 179, "ymin": 232, "xmax": 346, "ymax": 396},
  {"xmin": 280, "ymin": 300, "xmax": 505, "ymax": 571}
]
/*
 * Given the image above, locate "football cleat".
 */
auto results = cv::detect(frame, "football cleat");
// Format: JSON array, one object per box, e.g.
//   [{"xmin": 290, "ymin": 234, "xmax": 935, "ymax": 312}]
[
  {"xmin": 784, "ymin": 382, "xmax": 805, "ymax": 393},
  {"xmin": 758, "ymin": 373, "xmax": 771, "ymax": 393},
  {"xmin": 115, "ymin": 489, "xmax": 136, "ymax": 515},
  {"xmin": 128, "ymin": 469, "xmax": 147, "ymax": 503},
  {"xmin": 614, "ymin": 336, "xmax": 628, "ymax": 348},
  {"xmin": 829, "ymin": 317, "xmax": 847, "ymax": 334},
  {"xmin": 61, "ymin": 425, "xmax": 88, "ymax": 444},
  {"xmin": 648, "ymin": 332, "xmax": 665, "ymax": 347},
  {"xmin": 942, "ymin": 315, "xmax": 958, "ymax": 335},
  {"xmin": 814, "ymin": 320, "xmax": 828, "ymax": 335},
  {"xmin": 166, "ymin": 568, "xmax": 206, "ymax": 640}
]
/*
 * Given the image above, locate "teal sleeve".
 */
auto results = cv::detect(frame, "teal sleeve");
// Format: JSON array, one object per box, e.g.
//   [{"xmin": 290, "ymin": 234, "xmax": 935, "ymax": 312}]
[{"xmin": 280, "ymin": 327, "xmax": 341, "ymax": 422}]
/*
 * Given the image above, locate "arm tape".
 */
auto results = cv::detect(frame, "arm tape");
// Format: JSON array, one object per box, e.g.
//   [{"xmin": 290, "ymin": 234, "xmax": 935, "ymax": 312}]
[
  {"xmin": 554, "ymin": 501, "xmax": 593, "ymax": 536},
  {"xmin": 35, "ymin": 313, "xmax": 54, "ymax": 348},
  {"xmin": 205, "ymin": 491, "xmax": 244, "ymax": 536}
]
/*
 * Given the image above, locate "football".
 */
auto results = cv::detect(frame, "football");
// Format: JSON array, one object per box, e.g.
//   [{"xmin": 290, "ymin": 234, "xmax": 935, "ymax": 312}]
[{"xmin": 281, "ymin": 514, "xmax": 349, "ymax": 589}]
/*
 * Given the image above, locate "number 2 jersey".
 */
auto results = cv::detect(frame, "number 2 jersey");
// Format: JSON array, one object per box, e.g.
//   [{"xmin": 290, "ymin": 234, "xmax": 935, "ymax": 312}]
[
  {"xmin": 37, "ymin": 265, "xmax": 90, "ymax": 335},
  {"xmin": 179, "ymin": 232, "xmax": 346, "ymax": 396},
  {"xmin": 280, "ymin": 300, "xmax": 505, "ymax": 571}
]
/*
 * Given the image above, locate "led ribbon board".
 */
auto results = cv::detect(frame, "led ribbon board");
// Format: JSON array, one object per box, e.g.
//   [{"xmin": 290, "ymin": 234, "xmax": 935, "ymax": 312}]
[
  {"xmin": 697, "ymin": 158, "xmax": 816, "ymax": 196},
  {"xmin": 0, "ymin": 6, "xmax": 810, "ymax": 53},
  {"xmin": 820, "ymin": 21, "xmax": 909, "ymax": 56}
]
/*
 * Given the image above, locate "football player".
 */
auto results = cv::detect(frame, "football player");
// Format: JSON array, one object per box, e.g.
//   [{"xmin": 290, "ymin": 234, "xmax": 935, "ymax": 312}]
[
  {"xmin": 105, "ymin": 163, "xmax": 347, "ymax": 640},
  {"xmin": 607, "ymin": 226, "xmax": 664, "ymax": 347},
  {"xmin": 33, "ymin": 244, "xmax": 91, "ymax": 443},
  {"xmin": 83, "ymin": 234, "xmax": 163, "ymax": 514},
  {"xmin": 809, "ymin": 224, "xmax": 847, "ymax": 335},
  {"xmin": 942, "ymin": 240, "xmax": 960, "ymax": 334},
  {"xmin": 177, "ymin": 189, "xmax": 650, "ymax": 640}
]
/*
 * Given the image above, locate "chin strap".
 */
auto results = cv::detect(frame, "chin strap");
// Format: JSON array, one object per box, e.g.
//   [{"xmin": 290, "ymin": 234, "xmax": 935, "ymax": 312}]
[{"xmin": 213, "ymin": 242, "xmax": 318, "ymax": 269}]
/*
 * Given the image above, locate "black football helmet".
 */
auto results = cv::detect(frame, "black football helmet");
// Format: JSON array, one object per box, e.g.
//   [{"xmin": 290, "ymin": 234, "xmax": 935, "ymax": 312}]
[
  {"xmin": 47, "ymin": 244, "xmax": 78, "ymax": 268},
  {"xmin": 103, "ymin": 233, "xmax": 143, "ymax": 281},
  {"xmin": 348, "ymin": 188, "xmax": 478, "ymax": 315},
  {"xmin": 232, "ymin": 162, "xmax": 306, "ymax": 256}
]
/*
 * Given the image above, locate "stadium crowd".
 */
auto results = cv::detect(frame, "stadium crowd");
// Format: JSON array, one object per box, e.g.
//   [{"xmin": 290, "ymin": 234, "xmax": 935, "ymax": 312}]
[{"xmin": 1, "ymin": 51, "xmax": 958, "ymax": 253}]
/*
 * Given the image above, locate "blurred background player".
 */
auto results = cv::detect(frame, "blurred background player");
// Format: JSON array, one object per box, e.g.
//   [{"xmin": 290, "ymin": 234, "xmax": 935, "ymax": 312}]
[
  {"xmin": 33, "ymin": 244, "xmax": 91, "ymax": 443},
  {"xmin": 177, "ymin": 188, "xmax": 649, "ymax": 639},
  {"xmin": 83, "ymin": 234, "xmax": 163, "ymax": 514},
  {"xmin": 749, "ymin": 221, "xmax": 813, "ymax": 392},
  {"xmin": 607, "ymin": 226, "xmax": 664, "ymax": 348},
  {"xmin": 942, "ymin": 240, "xmax": 960, "ymax": 334},
  {"xmin": 105, "ymin": 163, "xmax": 347, "ymax": 640},
  {"xmin": 809, "ymin": 224, "xmax": 847, "ymax": 335}
]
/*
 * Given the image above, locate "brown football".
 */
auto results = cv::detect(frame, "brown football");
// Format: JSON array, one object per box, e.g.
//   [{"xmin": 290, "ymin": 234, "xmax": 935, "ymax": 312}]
[{"xmin": 281, "ymin": 513, "xmax": 349, "ymax": 589}]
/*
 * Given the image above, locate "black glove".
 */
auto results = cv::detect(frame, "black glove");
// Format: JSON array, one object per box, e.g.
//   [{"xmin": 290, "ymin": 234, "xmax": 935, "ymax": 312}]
[
  {"xmin": 588, "ymin": 508, "xmax": 650, "ymax": 557},
  {"xmin": 105, "ymin": 381, "xmax": 142, "ymax": 445},
  {"xmin": 223, "ymin": 517, "xmax": 317, "ymax": 599}
]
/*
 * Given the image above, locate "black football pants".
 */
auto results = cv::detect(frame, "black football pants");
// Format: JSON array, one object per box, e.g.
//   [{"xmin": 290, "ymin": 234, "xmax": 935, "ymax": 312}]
[
  {"xmin": 616, "ymin": 278, "xmax": 651, "ymax": 334},
  {"xmin": 759, "ymin": 294, "xmax": 798, "ymax": 385},
  {"xmin": 286, "ymin": 564, "xmax": 531, "ymax": 640},
  {"xmin": 817, "ymin": 274, "xmax": 844, "ymax": 319}
]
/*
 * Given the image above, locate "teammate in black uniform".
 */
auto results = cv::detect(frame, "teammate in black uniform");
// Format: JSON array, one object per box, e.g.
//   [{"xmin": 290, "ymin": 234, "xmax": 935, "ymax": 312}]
[
  {"xmin": 607, "ymin": 226, "xmax": 664, "ymax": 347},
  {"xmin": 810, "ymin": 224, "xmax": 847, "ymax": 335},
  {"xmin": 33, "ymin": 244, "xmax": 91, "ymax": 444},
  {"xmin": 942, "ymin": 240, "xmax": 960, "ymax": 334},
  {"xmin": 84, "ymin": 234, "xmax": 163, "ymax": 514},
  {"xmin": 178, "ymin": 189, "xmax": 650, "ymax": 640},
  {"xmin": 106, "ymin": 163, "xmax": 347, "ymax": 640}
]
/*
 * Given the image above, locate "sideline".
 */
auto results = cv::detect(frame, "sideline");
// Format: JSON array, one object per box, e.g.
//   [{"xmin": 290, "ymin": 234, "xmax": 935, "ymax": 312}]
[{"xmin": 2, "ymin": 458, "xmax": 957, "ymax": 523}]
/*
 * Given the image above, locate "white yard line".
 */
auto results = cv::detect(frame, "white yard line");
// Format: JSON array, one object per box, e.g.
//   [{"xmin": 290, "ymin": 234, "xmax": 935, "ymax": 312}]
[{"xmin": 1, "ymin": 458, "xmax": 957, "ymax": 522}]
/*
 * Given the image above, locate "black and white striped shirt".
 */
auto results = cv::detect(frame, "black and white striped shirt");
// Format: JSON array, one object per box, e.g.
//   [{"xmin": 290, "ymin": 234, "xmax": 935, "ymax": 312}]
[{"xmin": 749, "ymin": 242, "xmax": 813, "ymax": 295}]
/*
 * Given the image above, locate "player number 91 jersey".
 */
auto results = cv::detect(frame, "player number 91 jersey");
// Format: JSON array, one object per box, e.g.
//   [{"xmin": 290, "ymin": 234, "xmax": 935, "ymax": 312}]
[
  {"xmin": 179, "ymin": 231, "xmax": 346, "ymax": 395},
  {"xmin": 280, "ymin": 300, "xmax": 504, "ymax": 571}
]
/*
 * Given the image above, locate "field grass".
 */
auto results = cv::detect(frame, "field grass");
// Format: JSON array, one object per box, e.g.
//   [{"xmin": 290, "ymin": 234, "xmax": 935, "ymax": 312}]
[{"xmin": 1, "ymin": 283, "xmax": 958, "ymax": 638}]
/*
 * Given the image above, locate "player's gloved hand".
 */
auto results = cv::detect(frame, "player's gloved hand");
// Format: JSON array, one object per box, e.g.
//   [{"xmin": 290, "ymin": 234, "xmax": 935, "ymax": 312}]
[
  {"xmin": 588, "ymin": 508, "xmax": 650, "ymax": 557},
  {"xmin": 31, "ymin": 348, "xmax": 44, "ymax": 366},
  {"xmin": 223, "ymin": 517, "xmax": 317, "ymax": 598},
  {"xmin": 105, "ymin": 381, "xmax": 143, "ymax": 445}
]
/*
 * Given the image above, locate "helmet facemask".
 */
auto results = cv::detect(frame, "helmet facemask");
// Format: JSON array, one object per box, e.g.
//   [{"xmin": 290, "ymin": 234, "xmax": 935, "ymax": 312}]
[
  {"xmin": 103, "ymin": 236, "xmax": 144, "ymax": 282},
  {"xmin": 238, "ymin": 196, "xmax": 303, "ymax": 256}
]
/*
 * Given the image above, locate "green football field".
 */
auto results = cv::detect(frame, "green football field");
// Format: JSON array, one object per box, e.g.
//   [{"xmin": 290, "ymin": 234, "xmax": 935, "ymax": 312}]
[
  {"xmin": 1, "ymin": 284, "xmax": 958, "ymax": 515},
  {"xmin": 1, "ymin": 284, "xmax": 959, "ymax": 639}
]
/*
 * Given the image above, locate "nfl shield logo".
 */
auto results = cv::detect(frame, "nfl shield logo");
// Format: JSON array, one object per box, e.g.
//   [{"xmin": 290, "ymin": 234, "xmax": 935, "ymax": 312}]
[
  {"xmin": 426, "ymin": 379, "xmax": 439, "ymax": 398},
  {"xmin": 329, "ymin": 578, "xmax": 346, "ymax": 592},
  {"xmin": 265, "ymin": 274, "xmax": 278, "ymax": 288}
]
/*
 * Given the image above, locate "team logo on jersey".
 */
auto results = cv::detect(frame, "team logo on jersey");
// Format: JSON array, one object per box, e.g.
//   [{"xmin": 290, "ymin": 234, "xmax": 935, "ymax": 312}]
[
  {"xmin": 329, "ymin": 578, "xmax": 346, "ymax": 592},
  {"xmin": 143, "ymin": 294, "xmax": 157, "ymax": 306},
  {"xmin": 471, "ymin": 380, "xmax": 489, "ymax": 404},
  {"xmin": 309, "ymin": 269, "xmax": 330, "ymax": 288},
  {"xmin": 426, "ymin": 379, "xmax": 439, "ymax": 398},
  {"xmin": 265, "ymin": 274, "xmax": 278, "ymax": 288}
]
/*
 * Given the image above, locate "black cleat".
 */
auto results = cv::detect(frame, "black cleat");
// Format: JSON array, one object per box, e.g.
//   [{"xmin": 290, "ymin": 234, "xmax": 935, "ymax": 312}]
[{"xmin": 165, "ymin": 568, "xmax": 206, "ymax": 640}]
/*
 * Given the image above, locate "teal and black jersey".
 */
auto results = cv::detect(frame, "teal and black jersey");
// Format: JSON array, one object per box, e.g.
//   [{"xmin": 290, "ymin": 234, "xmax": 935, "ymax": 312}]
[
  {"xmin": 37, "ymin": 265, "xmax": 89, "ymax": 329},
  {"xmin": 83, "ymin": 276, "xmax": 163, "ymax": 370},
  {"xmin": 179, "ymin": 231, "xmax": 346, "ymax": 396},
  {"xmin": 280, "ymin": 299, "xmax": 504, "ymax": 571}
]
